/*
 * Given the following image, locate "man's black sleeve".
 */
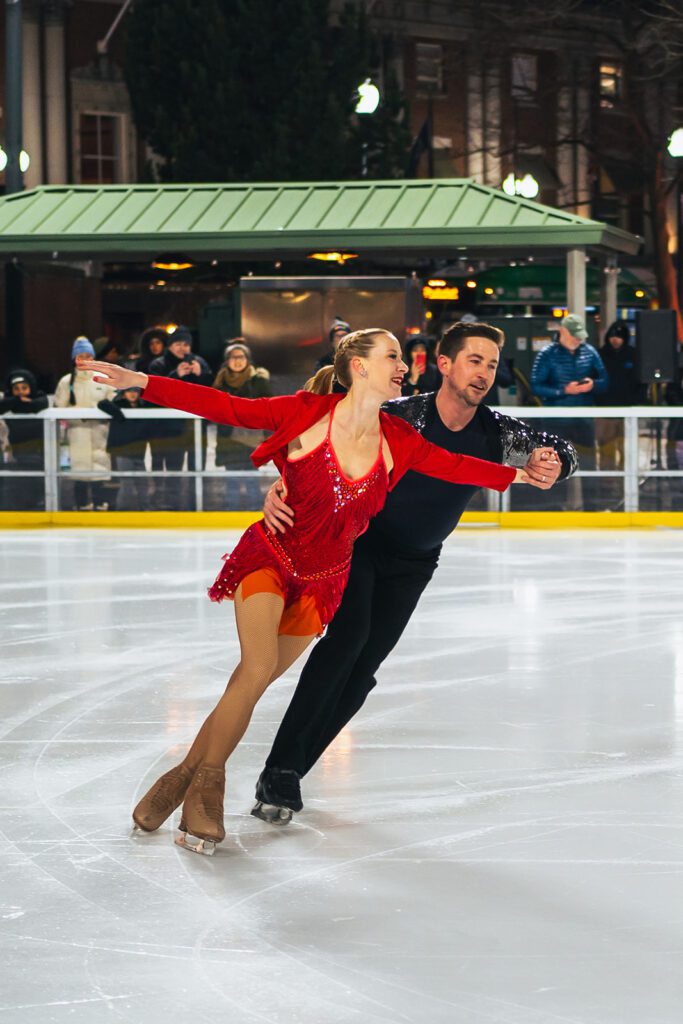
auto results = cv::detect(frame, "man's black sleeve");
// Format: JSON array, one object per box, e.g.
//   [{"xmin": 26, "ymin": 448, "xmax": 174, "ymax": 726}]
[{"xmin": 492, "ymin": 410, "xmax": 578, "ymax": 480}]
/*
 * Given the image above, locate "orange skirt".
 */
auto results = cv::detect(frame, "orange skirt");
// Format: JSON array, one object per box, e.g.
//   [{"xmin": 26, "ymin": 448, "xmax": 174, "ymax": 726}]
[{"xmin": 238, "ymin": 567, "xmax": 324, "ymax": 637}]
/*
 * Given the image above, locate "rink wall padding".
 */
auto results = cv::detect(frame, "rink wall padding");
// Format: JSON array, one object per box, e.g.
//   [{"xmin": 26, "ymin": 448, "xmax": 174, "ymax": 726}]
[{"xmin": 2, "ymin": 512, "xmax": 683, "ymax": 529}]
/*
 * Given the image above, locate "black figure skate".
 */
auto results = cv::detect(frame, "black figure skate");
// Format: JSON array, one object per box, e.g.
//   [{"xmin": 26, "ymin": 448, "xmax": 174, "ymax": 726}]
[{"xmin": 251, "ymin": 767, "xmax": 303, "ymax": 826}]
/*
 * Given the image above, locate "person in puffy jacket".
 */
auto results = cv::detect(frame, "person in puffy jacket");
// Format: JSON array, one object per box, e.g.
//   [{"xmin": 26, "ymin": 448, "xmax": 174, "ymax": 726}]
[
  {"xmin": 54, "ymin": 337, "xmax": 116, "ymax": 510},
  {"xmin": 531, "ymin": 313, "xmax": 607, "ymax": 507},
  {"xmin": 0, "ymin": 368, "xmax": 48, "ymax": 510}
]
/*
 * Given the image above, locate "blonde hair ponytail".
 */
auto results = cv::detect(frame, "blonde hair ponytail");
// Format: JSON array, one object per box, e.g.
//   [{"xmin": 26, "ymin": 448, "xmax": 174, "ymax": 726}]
[{"xmin": 304, "ymin": 364, "xmax": 336, "ymax": 394}]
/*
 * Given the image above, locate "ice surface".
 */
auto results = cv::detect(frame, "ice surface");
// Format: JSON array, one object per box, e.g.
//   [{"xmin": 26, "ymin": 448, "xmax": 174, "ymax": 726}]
[{"xmin": 1, "ymin": 528, "xmax": 683, "ymax": 1023}]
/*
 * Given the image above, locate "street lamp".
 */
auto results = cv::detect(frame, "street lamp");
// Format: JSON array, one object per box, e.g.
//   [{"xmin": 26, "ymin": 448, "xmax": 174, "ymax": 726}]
[
  {"xmin": 355, "ymin": 79, "xmax": 380, "ymax": 115},
  {"xmin": 668, "ymin": 128, "xmax": 683, "ymax": 159},
  {"xmin": 355, "ymin": 79, "xmax": 381, "ymax": 177},
  {"xmin": 502, "ymin": 172, "xmax": 540, "ymax": 199},
  {"xmin": 0, "ymin": 146, "xmax": 30, "ymax": 173}
]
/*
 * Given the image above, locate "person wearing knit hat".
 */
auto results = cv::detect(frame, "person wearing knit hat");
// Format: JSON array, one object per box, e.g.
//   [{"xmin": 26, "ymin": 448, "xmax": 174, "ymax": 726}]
[
  {"xmin": 210, "ymin": 338, "xmax": 272, "ymax": 510},
  {"xmin": 314, "ymin": 317, "xmax": 352, "ymax": 372},
  {"xmin": 71, "ymin": 336, "xmax": 95, "ymax": 361},
  {"xmin": 55, "ymin": 338, "xmax": 116, "ymax": 510},
  {"xmin": 0, "ymin": 368, "xmax": 49, "ymax": 510}
]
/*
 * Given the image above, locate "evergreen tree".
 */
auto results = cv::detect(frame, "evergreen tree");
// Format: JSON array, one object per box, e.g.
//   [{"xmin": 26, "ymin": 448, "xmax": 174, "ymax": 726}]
[{"xmin": 124, "ymin": 0, "xmax": 409, "ymax": 182}]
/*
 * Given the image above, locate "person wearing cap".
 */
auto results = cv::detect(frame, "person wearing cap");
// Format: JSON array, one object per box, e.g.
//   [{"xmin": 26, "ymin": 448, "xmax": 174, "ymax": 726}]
[
  {"xmin": 531, "ymin": 314, "xmax": 607, "ymax": 507},
  {"xmin": 210, "ymin": 339, "xmax": 272, "ymax": 510},
  {"xmin": 531, "ymin": 315, "xmax": 608, "ymax": 407},
  {"xmin": 146, "ymin": 326, "xmax": 212, "ymax": 509},
  {"xmin": 0, "ymin": 368, "xmax": 49, "ymax": 510},
  {"xmin": 54, "ymin": 338, "xmax": 116, "ymax": 510},
  {"xmin": 314, "ymin": 317, "xmax": 352, "ymax": 372}
]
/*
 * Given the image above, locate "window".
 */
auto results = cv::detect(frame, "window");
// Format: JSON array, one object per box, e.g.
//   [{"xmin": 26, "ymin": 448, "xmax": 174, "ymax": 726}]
[
  {"xmin": 511, "ymin": 54, "xmax": 538, "ymax": 103},
  {"xmin": 79, "ymin": 113, "xmax": 121, "ymax": 184},
  {"xmin": 416, "ymin": 42, "xmax": 444, "ymax": 95},
  {"xmin": 599, "ymin": 63, "xmax": 623, "ymax": 109}
]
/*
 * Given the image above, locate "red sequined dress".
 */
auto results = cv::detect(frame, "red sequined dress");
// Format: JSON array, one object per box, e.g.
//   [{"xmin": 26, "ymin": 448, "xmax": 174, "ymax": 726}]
[{"xmin": 208, "ymin": 410, "xmax": 387, "ymax": 628}]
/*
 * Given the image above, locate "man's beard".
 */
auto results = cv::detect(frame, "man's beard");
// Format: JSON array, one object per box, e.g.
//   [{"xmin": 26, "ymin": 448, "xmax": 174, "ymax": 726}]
[{"xmin": 456, "ymin": 384, "xmax": 486, "ymax": 407}]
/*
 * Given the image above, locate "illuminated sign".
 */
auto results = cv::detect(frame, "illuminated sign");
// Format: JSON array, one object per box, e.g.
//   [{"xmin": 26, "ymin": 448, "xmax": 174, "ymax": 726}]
[{"xmin": 422, "ymin": 284, "xmax": 460, "ymax": 301}]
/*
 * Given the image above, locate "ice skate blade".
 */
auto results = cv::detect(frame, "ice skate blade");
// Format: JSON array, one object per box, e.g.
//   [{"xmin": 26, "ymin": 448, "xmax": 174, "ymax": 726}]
[
  {"xmin": 251, "ymin": 800, "xmax": 293, "ymax": 826},
  {"xmin": 175, "ymin": 832, "xmax": 217, "ymax": 856}
]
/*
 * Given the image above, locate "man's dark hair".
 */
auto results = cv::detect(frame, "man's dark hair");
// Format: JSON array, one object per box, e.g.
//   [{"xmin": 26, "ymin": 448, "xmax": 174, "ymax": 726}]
[{"xmin": 439, "ymin": 321, "xmax": 504, "ymax": 360}]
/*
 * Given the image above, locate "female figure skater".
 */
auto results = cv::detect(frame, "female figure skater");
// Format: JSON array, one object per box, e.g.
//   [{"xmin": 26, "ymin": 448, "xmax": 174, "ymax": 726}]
[{"xmin": 83, "ymin": 330, "xmax": 540, "ymax": 854}]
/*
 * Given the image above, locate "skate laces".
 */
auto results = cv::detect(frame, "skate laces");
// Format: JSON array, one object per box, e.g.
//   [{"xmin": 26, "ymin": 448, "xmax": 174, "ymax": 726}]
[
  {"xmin": 150, "ymin": 768, "xmax": 188, "ymax": 811},
  {"xmin": 272, "ymin": 769, "xmax": 301, "ymax": 801}
]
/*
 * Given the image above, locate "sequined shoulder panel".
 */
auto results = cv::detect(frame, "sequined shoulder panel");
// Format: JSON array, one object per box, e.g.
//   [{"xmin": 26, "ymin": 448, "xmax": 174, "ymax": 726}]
[
  {"xmin": 382, "ymin": 393, "xmax": 435, "ymax": 433},
  {"xmin": 490, "ymin": 409, "xmax": 578, "ymax": 478}
]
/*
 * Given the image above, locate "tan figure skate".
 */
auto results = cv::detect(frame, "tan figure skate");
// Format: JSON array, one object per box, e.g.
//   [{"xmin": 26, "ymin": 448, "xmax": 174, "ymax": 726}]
[
  {"xmin": 176, "ymin": 765, "xmax": 226, "ymax": 856},
  {"xmin": 132, "ymin": 763, "xmax": 194, "ymax": 833}
]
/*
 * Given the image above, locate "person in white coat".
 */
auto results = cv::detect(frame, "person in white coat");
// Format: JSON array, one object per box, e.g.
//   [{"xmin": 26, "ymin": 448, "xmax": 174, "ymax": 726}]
[{"xmin": 54, "ymin": 337, "xmax": 116, "ymax": 510}]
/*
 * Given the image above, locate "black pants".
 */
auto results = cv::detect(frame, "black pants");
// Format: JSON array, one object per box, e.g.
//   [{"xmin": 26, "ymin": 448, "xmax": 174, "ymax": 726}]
[{"xmin": 265, "ymin": 526, "xmax": 438, "ymax": 777}]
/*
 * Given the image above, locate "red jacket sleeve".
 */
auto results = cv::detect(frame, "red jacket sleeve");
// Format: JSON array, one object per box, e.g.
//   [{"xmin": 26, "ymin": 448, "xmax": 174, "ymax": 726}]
[
  {"xmin": 142, "ymin": 375, "xmax": 295, "ymax": 431},
  {"xmin": 386, "ymin": 416, "xmax": 516, "ymax": 492}
]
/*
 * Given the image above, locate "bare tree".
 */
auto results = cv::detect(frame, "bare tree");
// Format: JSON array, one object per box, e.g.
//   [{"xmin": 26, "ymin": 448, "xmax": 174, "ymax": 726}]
[{"xmin": 455, "ymin": 0, "xmax": 683, "ymax": 337}]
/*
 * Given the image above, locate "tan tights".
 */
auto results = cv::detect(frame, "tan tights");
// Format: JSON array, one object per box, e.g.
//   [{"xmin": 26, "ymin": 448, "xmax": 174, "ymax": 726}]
[{"xmin": 182, "ymin": 587, "xmax": 315, "ymax": 771}]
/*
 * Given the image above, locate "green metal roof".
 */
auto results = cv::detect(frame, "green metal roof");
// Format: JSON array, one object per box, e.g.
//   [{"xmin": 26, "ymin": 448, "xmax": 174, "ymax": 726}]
[{"xmin": 0, "ymin": 179, "xmax": 641, "ymax": 258}]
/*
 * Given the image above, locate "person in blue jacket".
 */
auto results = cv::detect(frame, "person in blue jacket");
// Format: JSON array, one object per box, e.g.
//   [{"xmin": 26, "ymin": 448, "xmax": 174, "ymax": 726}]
[{"xmin": 531, "ymin": 313, "xmax": 607, "ymax": 507}]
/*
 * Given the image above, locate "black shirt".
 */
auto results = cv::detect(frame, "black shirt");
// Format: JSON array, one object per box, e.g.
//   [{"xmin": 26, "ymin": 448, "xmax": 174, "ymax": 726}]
[{"xmin": 372, "ymin": 403, "xmax": 496, "ymax": 556}]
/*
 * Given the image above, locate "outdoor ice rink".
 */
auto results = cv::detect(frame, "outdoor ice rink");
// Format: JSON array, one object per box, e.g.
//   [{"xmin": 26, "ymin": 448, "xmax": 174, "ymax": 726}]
[{"xmin": 2, "ymin": 527, "xmax": 683, "ymax": 1024}]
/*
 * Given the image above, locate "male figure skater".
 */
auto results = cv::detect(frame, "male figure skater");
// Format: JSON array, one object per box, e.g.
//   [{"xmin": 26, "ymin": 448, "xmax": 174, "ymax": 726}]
[{"xmin": 252, "ymin": 321, "xmax": 577, "ymax": 823}]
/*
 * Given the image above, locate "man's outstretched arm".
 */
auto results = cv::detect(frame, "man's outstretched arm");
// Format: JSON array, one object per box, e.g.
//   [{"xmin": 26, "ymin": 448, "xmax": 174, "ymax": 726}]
[{"xmin": 494, "ymin": 410, "xmax": 579, "ymax": 480}]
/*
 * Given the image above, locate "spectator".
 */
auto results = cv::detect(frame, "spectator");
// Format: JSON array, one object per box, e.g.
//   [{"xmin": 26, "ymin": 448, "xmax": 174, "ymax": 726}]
[
  {"xmin": 54, "ymin": 337, "xmax": 116, "ymax": 510},
  {"xmin": 600, "ymin": 321, "xmax": 639, "ymax": 405},
  {"xmin": 0, "ymin": 369, "xmax": 49, "ymax": 510},
  {"xmin": 401, "ymin": 335, "xmax": 439, "ymax": 396},
  {"xmin": 98, "ymin": 387, "xmax": 153, "ymax": 510},
  {"xmin": 315, "ymin": 317, "xmax": 351, "ymax": 371},
  {"xmin": 531, "ymin": 314, "xmax": 607, "ymax": 508},
  {"xmin": 147, "ymin": 326, "xmax": 212, "ymax": 509},
  {"xmin": 135, "ymin": 327, "xmax": 168, "ymax": 374},
  {"xmin": 598, "ymin": 321, "xmax": 640, "ymax": 469},
  {"xmin": 210, "ymin": 340, "xmax": 272, "ymax": 510}
]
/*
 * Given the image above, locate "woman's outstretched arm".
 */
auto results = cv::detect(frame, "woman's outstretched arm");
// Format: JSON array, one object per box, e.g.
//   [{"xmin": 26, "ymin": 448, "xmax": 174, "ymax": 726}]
[
  {"xmin": 81, "ymin": 361, "xmax": 295, "ymax": 432},
  {"xmin": 386, "ymin": 416, "xmax": 543, "ymax": 491}
]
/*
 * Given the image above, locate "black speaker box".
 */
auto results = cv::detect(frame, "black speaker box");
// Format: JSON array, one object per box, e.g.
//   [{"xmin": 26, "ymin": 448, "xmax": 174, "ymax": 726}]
[{"xmin": 635, "ymin": 310, "xmax": 678, "ymax": 384}]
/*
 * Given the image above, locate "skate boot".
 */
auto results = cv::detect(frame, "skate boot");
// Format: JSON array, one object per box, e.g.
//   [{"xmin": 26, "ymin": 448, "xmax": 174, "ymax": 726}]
[
  {"xmin": 176, "ymin": 765, "xmax": 226, "ymax": 855},
  {"xmin": 132, "ymin": 763, "xmax": 194, "ymax": 833},
  {"xmin": 251, "ymin": 766, "xmax": 303, "ymax": 826}
]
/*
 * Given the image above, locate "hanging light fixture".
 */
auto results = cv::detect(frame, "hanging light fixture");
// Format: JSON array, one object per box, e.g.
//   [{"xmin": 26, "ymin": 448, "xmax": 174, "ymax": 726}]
[{"xmin": 151, "ymin": 254, "xmax": 194, "ymax": 271}]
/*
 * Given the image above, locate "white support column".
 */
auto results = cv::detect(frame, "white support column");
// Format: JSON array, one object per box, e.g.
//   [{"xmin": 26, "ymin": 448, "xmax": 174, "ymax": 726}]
[
  {"xmin": 566, "ymin": 247, "xmax": 586, "ymax": 320},
  {"xmin": 22, "ymin": 2, "xmax": 43, "ymax": 188},
  {"xmin": 45, "ymin": 3, "xmax": 68, "ymax": 183},
  {"xmin": 600, "ymin": 256, "xmax": 618, "ymax": 339}
]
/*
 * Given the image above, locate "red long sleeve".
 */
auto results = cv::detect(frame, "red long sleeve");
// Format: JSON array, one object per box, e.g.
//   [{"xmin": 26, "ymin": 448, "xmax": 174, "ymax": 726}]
[
  {"xmin": 142, "ymin": 375, "xmax": 296, "ymax": 431},
  {"xmin": 382, "ymin": 415, "xmax": 515, "ymax": 492}
]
